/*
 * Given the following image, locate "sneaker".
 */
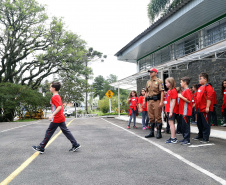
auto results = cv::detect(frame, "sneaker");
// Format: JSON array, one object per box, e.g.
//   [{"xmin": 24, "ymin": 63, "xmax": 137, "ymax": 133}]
[
  {"xmin": 143, "ymin": 127, "xmax": 146, "ymax": 130},
  {"xmin": 165, "ymin": 138, "xmax": 172, "ymax": 143},
  {"xmin": 32, "ymin": 145, "xmax": 45, "ymax": 154},
  {"xmin": 179, "ymin": 139, "xmax": 185, "ymax": 143},
  {"xmin": 192, "ymin": 136, "xmax": 203, "ymax": 140},
  {"xmin": 181, "ymin": 140, "xmax": 191, "ymax": 145},
  {"xmin": 191, "ymin": 121, "xmax": 197, "ymax": 125},
  {"xmin": 171, "ymin": 138, "xmax": 178, "ymax": 144},
  {"xmin": 222, "ymin": 123, "xmax": 226, "ymax": 127},
  {"xmin": 133, "ymin": 126, "xmax": 137, "ymax": 129},
  {"xmin": 176, "ymin": 132, "xmax": 182, "ymax": 135},
  {"xmin": 127, "ymin": 126, "xmax": 130, "ymax": 129},
  {"xmin": 146, "ymin": 126, "xmax": 149, "ymax": 129},
  {"xmin": 69, "ymin": 144, "xmax": 81, "ymax": 152},
  {"xmin": 200, "ymin": 140, "xmax": 209, "ymax": 144}
]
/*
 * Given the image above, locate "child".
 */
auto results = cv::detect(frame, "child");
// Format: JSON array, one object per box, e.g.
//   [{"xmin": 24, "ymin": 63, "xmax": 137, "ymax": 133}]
[
  {"xmin": 191, "ymin": 84, "xmax": 198, "ymax": 124},
  {"xmin": 138, "ymin": 89, "xmax": 149, "ymax": 130},
  {"xmin": 194, "ymin": 73, "xmax": 214, "ymax": 143},
  {"xmin": 128, "ymin": 90, "xmax": 138, "ymax": 129},
  {"xmin": 176, "ymin": 87, "xmax": 183, "ymax": 135},
  {"xmin": 165, "ymin": 77, "xmax": 178, "ymax": 144},
  {"xmin": 32, "ymin": 82, "xmax": 80, "ymax": 153},
  {"xmin": 178, "ymin": 77, "xmax": 193, "ymax": 145},
  {"xmin": 222, "ymin": 80, "xmax": 226, "ymax": 127},
  {"xmin": 209, "ymin": 83, "xmax": 218, "ymax": 126},
  {"xmin": 164, "ymin": 91, "xmax": 170, "ymax": 134}
]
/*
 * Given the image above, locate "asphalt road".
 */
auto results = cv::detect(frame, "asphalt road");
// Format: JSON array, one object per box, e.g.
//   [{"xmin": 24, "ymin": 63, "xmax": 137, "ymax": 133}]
[{"xmin": 0, "ymin": 117, "xmax": 226, "ymax": 185}]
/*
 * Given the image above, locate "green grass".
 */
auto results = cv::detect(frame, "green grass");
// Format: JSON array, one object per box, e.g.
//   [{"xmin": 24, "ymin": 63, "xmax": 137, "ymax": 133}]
[{"xmin": 15, "ymin": 119, "xmax": 38, "ymax": 122}]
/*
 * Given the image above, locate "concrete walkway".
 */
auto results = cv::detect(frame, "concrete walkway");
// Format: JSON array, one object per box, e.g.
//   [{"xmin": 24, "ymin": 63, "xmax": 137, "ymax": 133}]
[{"xmin": 115, "ymin": 115, "xmax": 226, "ymax": 140}]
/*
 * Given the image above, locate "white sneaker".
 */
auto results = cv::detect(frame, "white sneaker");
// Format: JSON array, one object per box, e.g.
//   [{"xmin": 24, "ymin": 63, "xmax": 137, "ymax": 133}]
[{"xmin": 222, "ymin": 123, "xmax": 226, "ymax": 127}]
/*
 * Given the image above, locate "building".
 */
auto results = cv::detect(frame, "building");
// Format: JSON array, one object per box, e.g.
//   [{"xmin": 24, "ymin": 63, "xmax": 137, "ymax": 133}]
[{"xmin": 111, "ymin": 0, "xmax": 226, "ymax": 118}]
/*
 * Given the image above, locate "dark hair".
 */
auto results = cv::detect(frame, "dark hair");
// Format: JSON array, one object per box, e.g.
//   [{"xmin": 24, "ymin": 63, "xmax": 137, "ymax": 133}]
[
  {"xmin": 129, "ymin": 90, "xmax": 137, "ymax": 98},
  {"xmin": 192, "ymin": 84, "xmax": 198, "ymax": 90},
  {"xmin": 222, "ymin": 79, "xmax": 226, "ymax": 95},
  {"xmin": 176, "ymin": 87, "xmax": 182, "ymax": 93},
  {"xmin": 199, "ymin": 72, "xmax": 208, "ymax": 81},
  {"xmin": 181, "ymin": 76, "xmax": 191, "ymax": 85},
  {"xmin": 51, "ymin": 81, "xmax": 61, "ymax": 91},
  {"xmin": 139, "ymin": 88, "xmax": 146, "ymax": 96}
]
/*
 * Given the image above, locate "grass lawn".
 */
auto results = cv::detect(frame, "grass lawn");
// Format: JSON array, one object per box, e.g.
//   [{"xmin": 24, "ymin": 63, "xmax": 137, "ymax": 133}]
[{"xmin": 14, "ymin": 119, "xmax": 38, "ymax": 122}]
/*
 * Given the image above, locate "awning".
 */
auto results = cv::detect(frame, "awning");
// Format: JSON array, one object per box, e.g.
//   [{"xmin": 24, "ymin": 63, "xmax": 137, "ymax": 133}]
[{"xmin": 115, "ymin": 0, "xmax": 226, "ymax": 63}]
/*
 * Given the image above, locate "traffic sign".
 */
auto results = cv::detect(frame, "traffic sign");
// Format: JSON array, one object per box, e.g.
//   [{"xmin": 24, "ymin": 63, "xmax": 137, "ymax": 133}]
[{"xmin": 105, "ymin": 90, "xmax": 114, "ymax": 99}]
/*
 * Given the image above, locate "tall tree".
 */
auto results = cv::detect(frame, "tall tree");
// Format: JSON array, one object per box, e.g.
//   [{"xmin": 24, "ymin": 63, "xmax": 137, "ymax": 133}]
[{"xmin": 147, "ymin": 0, "xmax": 184, "ymax": 23}]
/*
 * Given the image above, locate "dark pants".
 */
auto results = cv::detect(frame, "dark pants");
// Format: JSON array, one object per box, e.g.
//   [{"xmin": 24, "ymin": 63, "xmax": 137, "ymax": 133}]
[
  {"xmin": 192, "ymin": 107, "xmax": 196, "ymax": 122},
  {"xmin": 176, "ymin": 114, "xmax": 182, "ymax": 134},
  {"xmin": 224, "ymin": 108, "xmax": 226, "ymax": 123},
  {"xmin": 182, "ymin": 115, "xmax": 191, "ymax": 142},
  {"xmin": 128, "ymin": 110, "xmax": 137, "ymax": 126},
  {"xmin": 40, "ymin": 122, "xmax": 78, "ymax": 149},
  {"xmin": 141, "ymin": 111, "xmax": 149, "ymax": 127},
  {"xmin": 209, "ymin": 106, "xmax": 218, "ymax": 125},
  {"xmin": 197, "ymin": 108, "xmax": 211, "ymax": 141}
]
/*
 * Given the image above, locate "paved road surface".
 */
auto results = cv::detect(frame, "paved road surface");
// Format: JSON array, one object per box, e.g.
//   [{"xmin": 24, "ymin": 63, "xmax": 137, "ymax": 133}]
[{"xmin": 0, "ymin": 117, "xmax": 226, "ymax": 185}]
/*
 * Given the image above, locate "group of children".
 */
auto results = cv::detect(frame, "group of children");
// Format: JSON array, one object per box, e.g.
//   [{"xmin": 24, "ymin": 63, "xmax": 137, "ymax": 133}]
[{"xmin": 127, "ymin": 73, "xmax": 226, "ymax": 145}]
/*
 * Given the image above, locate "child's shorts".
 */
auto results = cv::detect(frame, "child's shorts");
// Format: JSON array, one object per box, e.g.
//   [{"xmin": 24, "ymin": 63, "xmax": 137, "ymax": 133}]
[{"xmin": 167, "ymin": 112, "xmax": 176, "ymax": 121}]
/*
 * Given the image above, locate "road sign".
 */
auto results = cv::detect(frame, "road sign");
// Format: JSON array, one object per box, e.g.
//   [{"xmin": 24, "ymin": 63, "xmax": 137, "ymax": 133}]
[{"xmin": 105, "ymin": 90, "xmax": 114, "ymax": 99}]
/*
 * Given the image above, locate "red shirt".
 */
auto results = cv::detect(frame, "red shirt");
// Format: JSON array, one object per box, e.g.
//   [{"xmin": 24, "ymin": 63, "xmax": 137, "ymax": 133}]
[
  {"xmin": 165, "ymin": 88, "xmax": 178, "ymax": 113},
  {"xmin": 51, "ymin": 94, "xmax": 65, "ymax": 123},
  {"xmin": 196, "ymin": 84, "xmax": 214, "ymax": 112},
  {"xmin": 223, "ymin": 89, "xmax": 226, "ymax": 109},
  {"xmin": 179, "ymin": 88, "xmax": 192, "ymax": 116},
  {"xmin": 138, "ymin": 96, "xmax": 147, "ymax": 111}
]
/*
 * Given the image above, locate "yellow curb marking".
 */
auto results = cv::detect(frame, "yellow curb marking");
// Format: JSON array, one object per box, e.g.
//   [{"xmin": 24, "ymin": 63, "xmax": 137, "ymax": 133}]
[{"xmin": 0, "ymin": 119, "xmax": 75, "ymax": 185}]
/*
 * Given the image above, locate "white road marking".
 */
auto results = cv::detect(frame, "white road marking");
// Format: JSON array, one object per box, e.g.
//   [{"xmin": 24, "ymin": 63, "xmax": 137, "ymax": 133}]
[
  {"xmin": 0, "ymin": 121, "xmax": 40, "ymax": 133},
  {"xmin": 189, "ymin": 143, "xmax": 215, "ymax": 148},
  {"xmin": 102, "ymin": 118, "xmax": 226, "ymax": 185}
]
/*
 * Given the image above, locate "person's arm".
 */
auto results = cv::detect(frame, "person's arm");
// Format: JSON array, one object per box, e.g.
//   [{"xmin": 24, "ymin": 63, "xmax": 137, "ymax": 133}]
[
  {"xmin": 169, "ymin": 99, "xmax": 176, "ymax": 118},
  {"xmin": 159, "ymin": 91, "xmax": 164, "ymax": 108},
  {"xmin": 178, "ymin": 94, "xmax": 191, "ymax": 103},
  {"xmin": 49, "ymin": 106, "xmax": 62, "ymax": 121},
  {"xmin": 206, "ymin": 100, "xmax": 211, "ymax": 113}
]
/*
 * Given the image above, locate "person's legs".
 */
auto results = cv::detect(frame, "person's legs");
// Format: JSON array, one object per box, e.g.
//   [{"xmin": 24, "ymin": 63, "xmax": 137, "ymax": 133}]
[
  {"xmin": 40, "ymin": 122, "xmax": 59, "ymax": 149},
  {"xmin": 201, "ymin": 112, "xmax": 211, "ymax": 142},
  {"xmin": 145, "ymin": 111, "xmax": 149, "ymax": 127},
  {"xmin": 224, "ymin": 108, "xmax": 226, "ymax": 124},
  {"xmin": 128, "ymin": 115, "xmax": 132, "ymax": 126},
  {"xmin": 182, "ymin": 116, "xmax": 190, "ymax": 142},
  {"xmin": 196, "ymin": 109, "xmax": 203, "ymax": 138},
  {"xmin": 133, "ymin": 110, "xmax": 137, "ymax": 127},
  {"xmin": 212, "ymin": 106, "xmax": 218, "ymax": 126},
  {"xmin": 59, "ymin": 122, "xmax": 78, "ymax": 146},
  {"xmin": 141, "ymin": 111, "xmax": 146, "ymax": 128}
]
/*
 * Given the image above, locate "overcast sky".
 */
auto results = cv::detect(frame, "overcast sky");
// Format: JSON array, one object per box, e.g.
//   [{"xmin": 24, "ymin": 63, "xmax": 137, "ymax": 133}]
[{"xmin": 37, "ymin": 0, "xmax": 150, "ymax": 80}]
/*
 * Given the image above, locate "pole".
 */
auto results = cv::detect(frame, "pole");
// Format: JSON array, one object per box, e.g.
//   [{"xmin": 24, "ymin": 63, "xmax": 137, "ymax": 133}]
[
  {"xmin": 109, "ymin": 98, "xmax": 111, "ymax": 113},
  {"xmin": 75, "ymin": 106, "xmax": 76, "ymax": 118},
  {"xmin": 118, "ymin": 85, "xmax": 120, "ymax": 117}
]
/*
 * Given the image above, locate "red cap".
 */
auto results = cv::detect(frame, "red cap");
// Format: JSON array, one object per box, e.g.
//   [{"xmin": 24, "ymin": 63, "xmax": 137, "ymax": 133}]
[{"xmin": 148, "ymin": 68, "xmax": 157, "ymax": 73}]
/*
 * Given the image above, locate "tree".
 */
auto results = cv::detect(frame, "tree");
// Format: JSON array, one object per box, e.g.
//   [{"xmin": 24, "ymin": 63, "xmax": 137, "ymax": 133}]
[
  {"xmin": 93, "ymin": 75, "xmax": 105, "ymax": 99},
  {"xmin": 0, "ymin": 0, "xmax": 87, "ymax": 89},
  {"xmin": 147, "ymin": 0, "xmax": 184, "ymax": 23}
]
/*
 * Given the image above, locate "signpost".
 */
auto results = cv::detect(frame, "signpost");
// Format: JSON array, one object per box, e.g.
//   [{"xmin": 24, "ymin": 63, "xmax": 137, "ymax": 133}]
[{"xmin": 105, "ymin": 90, "xmax": 114, "ymax": 113}]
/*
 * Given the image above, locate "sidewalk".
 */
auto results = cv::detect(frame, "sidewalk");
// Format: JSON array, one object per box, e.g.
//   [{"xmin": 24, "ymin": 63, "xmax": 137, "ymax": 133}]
[{"xmin": 115, "ymin": 115, "xmax": 226, "ymax": 140}]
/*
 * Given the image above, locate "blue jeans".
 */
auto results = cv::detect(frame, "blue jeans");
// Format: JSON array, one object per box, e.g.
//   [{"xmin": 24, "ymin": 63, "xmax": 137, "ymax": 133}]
[
  {"xmin": 128, "ymin": 110, "xmax": 137, "ymax": 126},
  {"xmin": 141, "ymin": 111, "xmax": 149, "ymax": 128}
]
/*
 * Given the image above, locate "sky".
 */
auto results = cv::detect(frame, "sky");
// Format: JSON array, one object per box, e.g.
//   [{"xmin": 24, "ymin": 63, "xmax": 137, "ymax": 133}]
[{"xmin": 37, "ymin": 0, "xmax": 150, "ymax": 81}]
